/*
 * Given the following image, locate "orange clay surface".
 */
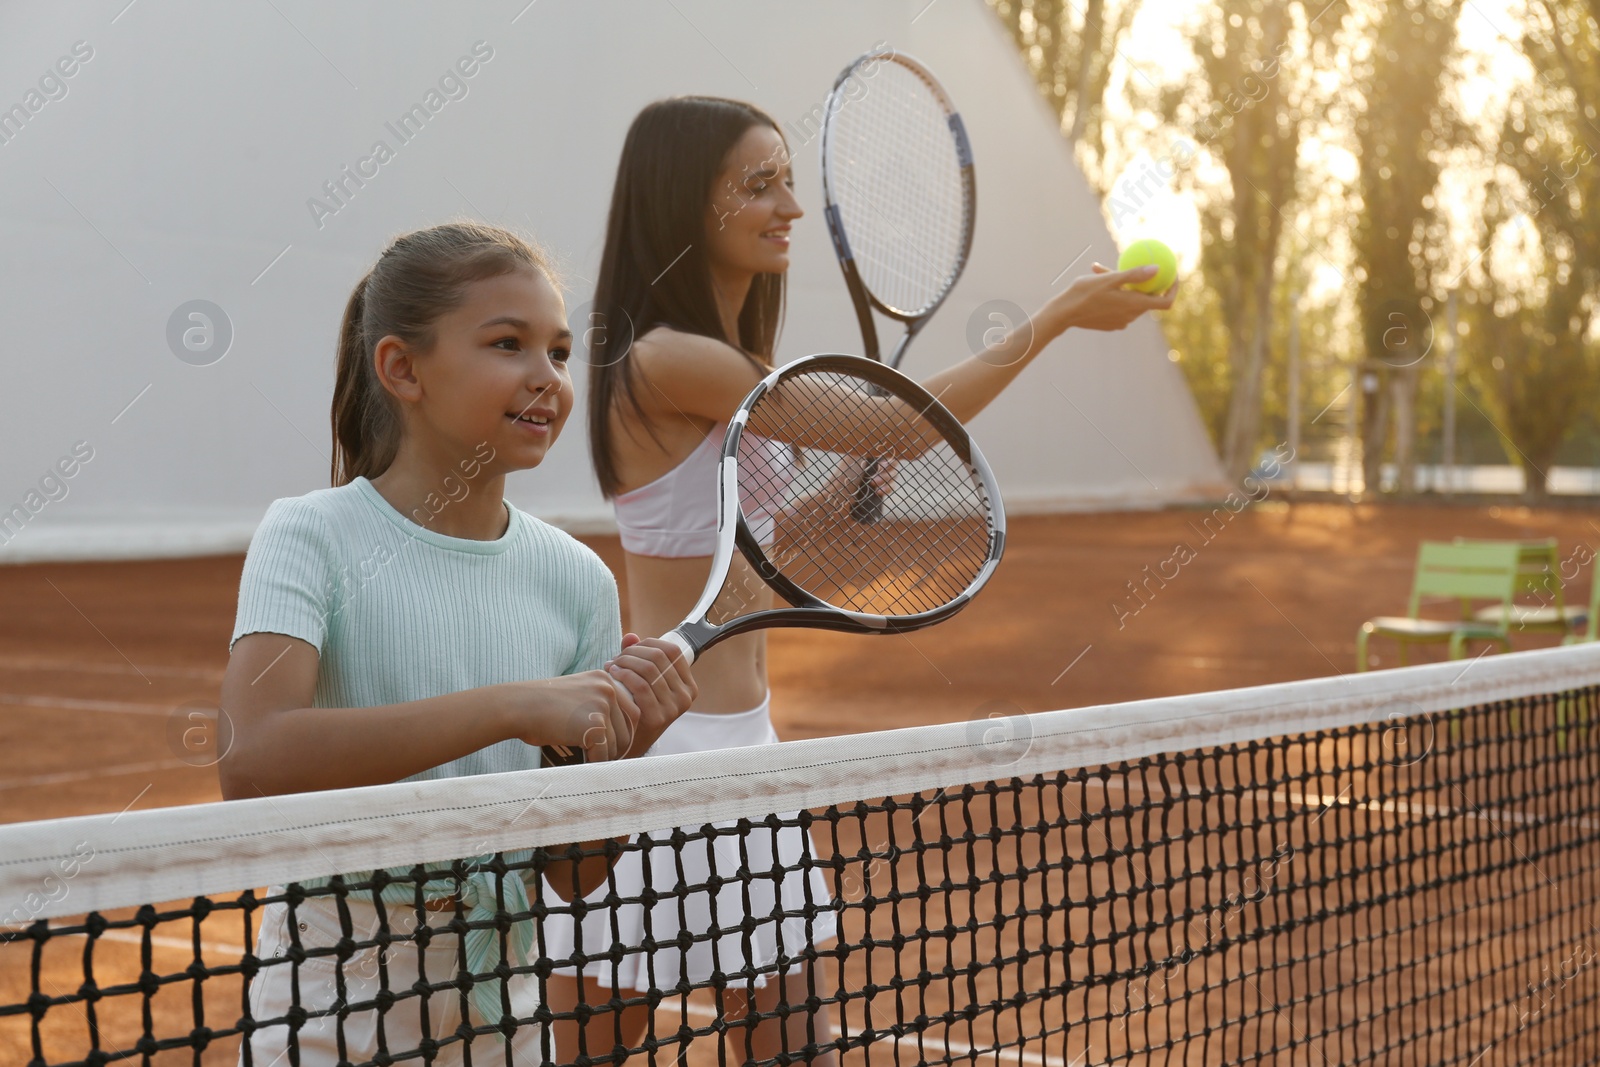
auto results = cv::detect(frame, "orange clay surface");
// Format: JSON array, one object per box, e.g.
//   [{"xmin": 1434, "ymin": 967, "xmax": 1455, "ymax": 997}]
[
  {"xmin": 1, "ymin": 502, "xmax": 1592, "ymax": 826},
  {"xmin": 4, "ymin": 501, "xmax": 1600, "ymax": 1067}
]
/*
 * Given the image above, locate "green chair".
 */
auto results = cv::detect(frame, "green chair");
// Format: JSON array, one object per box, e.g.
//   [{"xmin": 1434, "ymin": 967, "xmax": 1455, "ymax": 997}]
[
  {"xmin": 1553, "ymin": 574, "xmax": 1600, "ymax": 749},
  {"xmin": 1560, "ymin": 573, "xmax": 1599, "ymax": 645},
  {"xmin": 1457, "ymin": 538, "xmax": 1582, "ymax": 637},
  {"xmin": 1357, "ymin": 541, "xmax": 1523, "ymax": 671}
]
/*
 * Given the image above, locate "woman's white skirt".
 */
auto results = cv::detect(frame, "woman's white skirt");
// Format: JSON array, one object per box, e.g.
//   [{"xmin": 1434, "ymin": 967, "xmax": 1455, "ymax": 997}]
[{"xmin": 540, "ymin": 698, "xmax": 838, "ymax": 993}]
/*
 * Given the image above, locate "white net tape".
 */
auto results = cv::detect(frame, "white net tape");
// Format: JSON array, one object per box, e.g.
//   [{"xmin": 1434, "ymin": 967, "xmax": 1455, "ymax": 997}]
[{"xmin": 5, "ymin": 644, "xmax": 1599, "ymax": 922}]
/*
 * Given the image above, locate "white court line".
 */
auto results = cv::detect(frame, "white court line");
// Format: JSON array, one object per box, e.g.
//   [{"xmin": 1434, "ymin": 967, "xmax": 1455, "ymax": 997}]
[
  {"xmin": 0, "ymin": 692, "xmax": 174, "ymax": 716},
  {"xmin": 1154, "ymin": 784, "xmax": 1600, "ymax": 833},
  {"xmin": 0, "ymin": 759, "xmax": 191, "ymax": 791},
  {"xmin": 1085, "ymin": 777, "xmax": 1598, "ymax": 833},
  {"xmin": 0, "ymin": 654, "xmax": 222, "ymax": 681},
  {"xmin": 74, "ymin": 933, "xmax": 1089, "ymax": 1067},
  {"xmin": 86, "ymin": 927, "xmax": 241, "ymax": 956},
  {"xmin": 668, "ymin": 999, "xmax": 1084, "ymax": 1067},
  {"xmin": 1263, "ymin": 787, "xmax": 1598, "ymax": 830}
]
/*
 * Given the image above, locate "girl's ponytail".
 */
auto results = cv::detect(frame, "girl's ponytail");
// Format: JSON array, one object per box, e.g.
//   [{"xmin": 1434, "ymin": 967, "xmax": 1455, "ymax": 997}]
[
  {"xmin": 331, "ymin": 273, "xmax": 397, "ymax": 486},
  {"xmin": 327, "ymin": 221, "xmax": 555, "ymax": 486}
]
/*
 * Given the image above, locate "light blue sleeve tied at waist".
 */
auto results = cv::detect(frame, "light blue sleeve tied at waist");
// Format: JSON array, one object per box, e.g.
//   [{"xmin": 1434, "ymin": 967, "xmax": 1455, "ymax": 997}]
[{"xmin": 298, "ymin": 853, "xmax": 538, "ymax": 1041}]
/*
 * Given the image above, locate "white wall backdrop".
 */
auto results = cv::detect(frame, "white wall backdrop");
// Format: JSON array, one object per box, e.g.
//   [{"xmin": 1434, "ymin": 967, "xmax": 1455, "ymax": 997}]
[{"xmin": 0, "ymin": 0, "xmax": 1224, "ymax": 564}]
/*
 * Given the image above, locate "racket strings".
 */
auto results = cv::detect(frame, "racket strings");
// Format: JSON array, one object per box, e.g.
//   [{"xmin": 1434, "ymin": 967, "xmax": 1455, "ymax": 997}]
[
  {"xmin": 762, "ymin": 391, "xmax": 985, "ymax": 611},
  {"xmin": 782, "ymin": 474, "xmax": 990, "ymax": 615},
  {"xmin": 826, "ymin": 60, "xmax": 971, "ymax": 316},
  {"xmin": 790, "ymin": 518, "xmax": 984, "ymax": 616},
  {"xmin": 778, "ymin": 509, "xmax": 973, "ymax": 616},
  {"xmin": 735, "ymin": 370, "xmax": 993, "ymax": 618},
  {"xmin": 833, "ymin": 78, "xmax": 965, "ymax": 310},
  {"xmin": 771, "ymin": 494, "xmax": 988, "ymax": 617}
]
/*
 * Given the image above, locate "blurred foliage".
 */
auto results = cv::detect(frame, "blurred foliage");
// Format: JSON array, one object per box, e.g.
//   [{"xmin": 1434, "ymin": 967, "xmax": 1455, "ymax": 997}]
[
  {"xmin": 1468, "ymin": 0, "xmax": 1600, "ymax": 497},
  {"xmin": 987, "ymin": 0, "xmax": 1600, "ymax": 499},
  {"xmin": 1165, "ymin": 0, "xmax": 1346, "ymax": 479},
  {"xmin": 1163, "ymin": 275, "xmax": 1230, "ymax": 447},
  {"xmin": 1168, "ymin": 217, "xmax": 1344, "ymax": 462},
  {"xmin": 1351, "ymin": 0, "xmax": 1464, "ymax": 493},
  {"xmin": 984, "ymin": 0, "xmax": 1144, "ymax": 190},
  {"xmin": 1462, "ymin": 284, "xmax": 1596, "ymax": 495}
]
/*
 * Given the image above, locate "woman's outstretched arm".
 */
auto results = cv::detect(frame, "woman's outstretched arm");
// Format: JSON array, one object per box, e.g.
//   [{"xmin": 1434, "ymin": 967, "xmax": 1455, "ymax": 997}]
[
  {"xmin": 627, "ymin": 265, "xmax": 1177, "ymax": 438},
  {"xmin": 920, "ymin": 263, "xmax": 1178, "ymax": 424}
]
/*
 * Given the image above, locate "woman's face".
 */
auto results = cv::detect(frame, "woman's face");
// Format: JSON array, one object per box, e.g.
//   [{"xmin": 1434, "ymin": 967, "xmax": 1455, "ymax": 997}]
[
  {"xmin": 400, "ymin": 269, "xmax": 575, "ymax": 472},
  {"xmin": 704, "ymin": 123, "xmax": 802, "ymax": 277}
]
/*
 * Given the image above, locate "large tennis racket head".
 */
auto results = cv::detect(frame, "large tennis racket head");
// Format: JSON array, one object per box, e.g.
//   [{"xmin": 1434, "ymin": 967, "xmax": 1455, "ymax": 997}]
[
  {"xmin": 669, "ymin": 354, "xmax": 1004, "ymax": 659},
  {"xmin": 820, "ymin": 50, "xmax": 977, "ymax": 365}
]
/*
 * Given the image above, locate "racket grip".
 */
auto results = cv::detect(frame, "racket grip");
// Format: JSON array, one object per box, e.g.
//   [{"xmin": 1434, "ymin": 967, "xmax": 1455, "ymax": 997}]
[
  {"xmin": 660, "ymin": 629, "xmax": 697, "ymax": 666},
  {"xmin": 850, "ymin": 458, "xmax": 885, "ymax": 524},
  {"xmin": 540, "ymin": 744, "xmax": 585, "ymax": 767}
]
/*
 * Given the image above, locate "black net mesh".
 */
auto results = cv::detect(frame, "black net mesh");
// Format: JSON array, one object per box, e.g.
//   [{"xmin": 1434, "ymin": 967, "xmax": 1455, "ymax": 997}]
[
  {"xmin": 723, "ymin": 369, "xmax": 994, "ymax": 625},
  {"xmin": 5, "ymin": 687, "xmax": 1600, "ymax": 1066}
]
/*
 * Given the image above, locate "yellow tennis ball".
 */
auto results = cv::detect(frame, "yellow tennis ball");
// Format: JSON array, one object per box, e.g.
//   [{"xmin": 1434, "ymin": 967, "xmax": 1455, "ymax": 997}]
[{"xmin": 1117, "ymin": 239, "xmax": 1178, "ymax": 294}]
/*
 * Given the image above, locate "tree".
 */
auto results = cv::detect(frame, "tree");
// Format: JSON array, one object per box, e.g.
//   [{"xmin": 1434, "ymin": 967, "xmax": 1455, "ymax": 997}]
[
  {"xmin": 1468, "ymin": 0, "xmax": 1600, "ymax": 497},
  {"xmin": 1349, "ymin": 0, "xmax": 1463, "ymax": 495},
  {"xmin": 1159, "ymin": 0, "xmax": 1347, "ymax": 479},
  {"xmin": 1163, "ymin": 277, "xmax": 1232, "ymax": 448},
  {"xmin": 1463, "ymin": 279, "xmax": 1594, "ymax": 497},
  {"xmin": 986, "ymin": 0, "xmax": 1144, "ymax": 190}
]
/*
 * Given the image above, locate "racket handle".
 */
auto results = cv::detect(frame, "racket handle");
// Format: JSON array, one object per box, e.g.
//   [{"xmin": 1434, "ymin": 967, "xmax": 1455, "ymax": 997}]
[
  {"xmin": 660, "ymin": 628, "xmax": 697, "ymax": 666},
  {"xmin": 540, "ymin": 743, "xmax": 585, "ymax": 767},
  {"xmin": 850, "ymin": 458, "xmax": 885, "ymax": 524}
]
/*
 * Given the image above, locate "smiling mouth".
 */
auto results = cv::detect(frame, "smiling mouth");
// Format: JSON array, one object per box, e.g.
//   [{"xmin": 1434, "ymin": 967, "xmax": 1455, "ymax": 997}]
[{"xmin": 508, "ymin": 413, "xmax": 552, "ymax": 426}]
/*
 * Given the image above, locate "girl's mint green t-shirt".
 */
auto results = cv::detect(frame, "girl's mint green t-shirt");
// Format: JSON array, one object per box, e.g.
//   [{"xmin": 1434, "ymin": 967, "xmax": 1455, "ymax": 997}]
[{"xmin": 230, "ymin": 476, "xmax": 621, "ymax": 781}]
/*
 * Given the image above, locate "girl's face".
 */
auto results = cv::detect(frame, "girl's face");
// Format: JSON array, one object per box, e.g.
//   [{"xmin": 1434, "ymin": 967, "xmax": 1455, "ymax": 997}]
[
  {"xmin": 704, "ymin": 123, "xmax": 802, "ymax": 277},
  {"xmin": 407, "ymin": 269, "xmax": 574, "ymax": 472}
]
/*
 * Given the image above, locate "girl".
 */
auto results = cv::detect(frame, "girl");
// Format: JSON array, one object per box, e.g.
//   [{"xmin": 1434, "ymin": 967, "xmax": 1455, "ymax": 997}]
[
  {"xmin": 220, "ymin": 221, "xmax": 697, "ymax": 1064},
  {"xmin": 547, "ymin": 97, "xmax": 1177, "ymax": 1063}
]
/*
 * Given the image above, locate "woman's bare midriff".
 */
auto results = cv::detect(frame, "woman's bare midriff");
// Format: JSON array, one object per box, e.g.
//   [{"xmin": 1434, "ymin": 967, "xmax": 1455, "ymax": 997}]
[
  {"xmin": 623, "ymin": 550, "xmax": 770, "ymax": 714},
  {"xmin": 610, "ymin": 376, "xmax": 772, "ymax": 715}
]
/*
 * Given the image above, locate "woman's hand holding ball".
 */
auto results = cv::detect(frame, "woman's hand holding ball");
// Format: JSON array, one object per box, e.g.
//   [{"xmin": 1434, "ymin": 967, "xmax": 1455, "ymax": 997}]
[{"xmin": 1039, "ymin": 240, "xmax": 1179, "ymax": 336}]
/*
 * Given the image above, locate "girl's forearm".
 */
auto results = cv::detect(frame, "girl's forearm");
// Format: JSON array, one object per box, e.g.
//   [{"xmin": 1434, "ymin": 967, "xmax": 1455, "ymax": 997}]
[
  {"xmin": 218, "ymin": 687, "xmax": 514, "ymax": 799},
  {"xmin": 544, "ymin": 841, "xmax": 629, "ymax": 901},
  {"xmin": 226, "ymin": 690, "xmax": 631, "ymax": 899}
]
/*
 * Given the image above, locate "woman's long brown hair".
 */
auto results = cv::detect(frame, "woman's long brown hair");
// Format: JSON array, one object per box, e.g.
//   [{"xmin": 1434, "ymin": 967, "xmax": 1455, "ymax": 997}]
[{"xmin": 586, "ymin": 96, "xmax": 789, "ymax": 498}]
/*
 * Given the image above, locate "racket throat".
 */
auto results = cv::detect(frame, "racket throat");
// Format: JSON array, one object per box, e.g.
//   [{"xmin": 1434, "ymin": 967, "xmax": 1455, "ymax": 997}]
[{"xmin": 664, "ymin": 623, "xmax": 710, "ymax": 665}]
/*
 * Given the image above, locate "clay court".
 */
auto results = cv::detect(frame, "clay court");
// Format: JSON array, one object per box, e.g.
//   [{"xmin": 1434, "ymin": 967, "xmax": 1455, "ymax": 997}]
[
  {"xmin": 2, "ymin": 501, "xmax": 1592, "ymax": 827},
  {"xmin": 5, "ymin": 502, "xmax": 1600, "ymax": 1066}
]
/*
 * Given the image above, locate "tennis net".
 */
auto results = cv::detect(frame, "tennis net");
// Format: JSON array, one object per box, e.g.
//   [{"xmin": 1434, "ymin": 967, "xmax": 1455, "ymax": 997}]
[{"xmin": 4, "ymin": 643, "xmax": 1600, "ymax": 1066}]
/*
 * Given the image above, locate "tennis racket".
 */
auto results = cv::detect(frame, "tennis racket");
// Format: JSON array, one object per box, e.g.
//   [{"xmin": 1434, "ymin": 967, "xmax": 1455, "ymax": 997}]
[
  {"xmin": 820, "ymin": 49, "xmax": 977, "ymax": 520},
  {"xmin": 543, "ymin": 353, "xmax": 1004, "ymax": 766}
]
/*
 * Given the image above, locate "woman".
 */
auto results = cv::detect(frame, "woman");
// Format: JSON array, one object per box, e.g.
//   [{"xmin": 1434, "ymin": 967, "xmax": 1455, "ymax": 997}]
[{"xmin": 549, "ymin": 96, "xmax": 1175, "ymax": 1065}]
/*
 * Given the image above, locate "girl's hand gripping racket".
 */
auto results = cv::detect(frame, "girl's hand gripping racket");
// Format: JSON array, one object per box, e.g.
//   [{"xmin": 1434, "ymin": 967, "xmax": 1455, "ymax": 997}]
[{"xmin": 820, "ymin": 50, "xmax": 977, "ymax": 522}]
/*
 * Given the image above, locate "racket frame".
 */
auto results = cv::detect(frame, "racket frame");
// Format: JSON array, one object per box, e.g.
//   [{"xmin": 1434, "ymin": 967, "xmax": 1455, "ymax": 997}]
[
  {"xmin": 665, "ymin": 352, "xmax": 1005, "ymax": 662},
  {"xmin": 819, "ymin": 49, "xmax": 977, "ymax": 371}
]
